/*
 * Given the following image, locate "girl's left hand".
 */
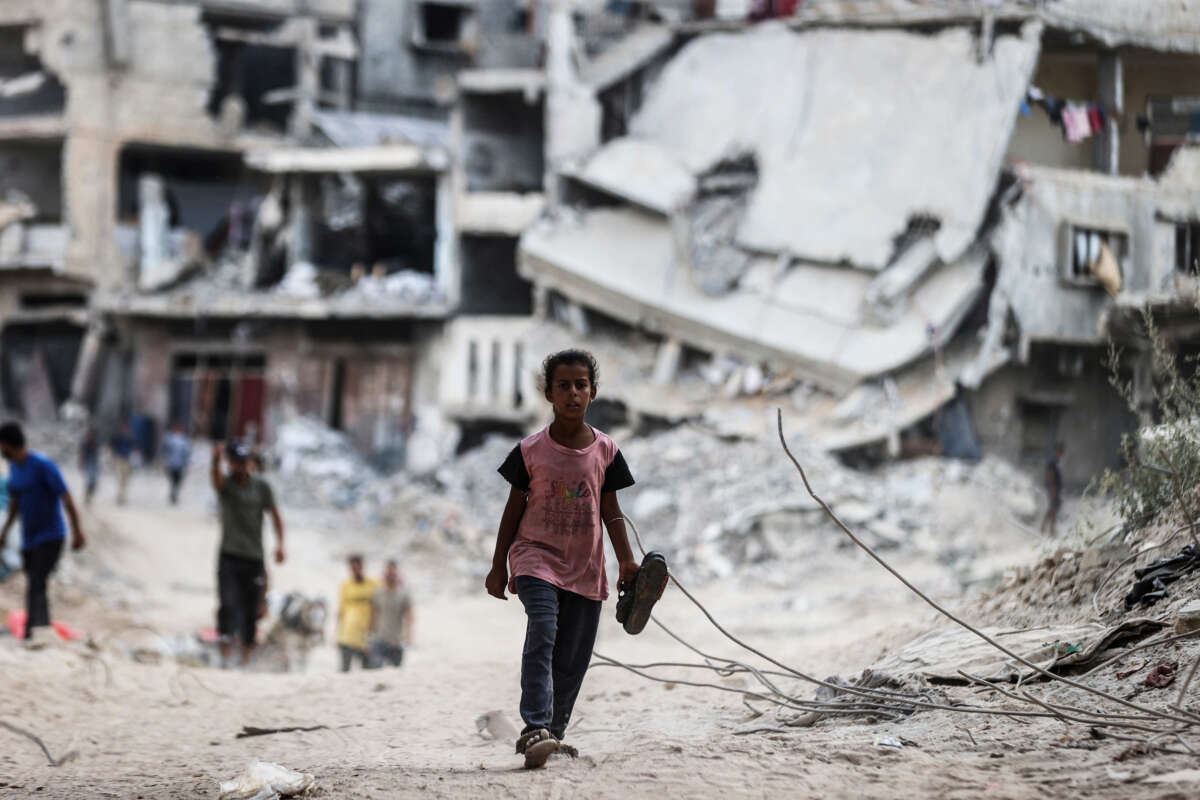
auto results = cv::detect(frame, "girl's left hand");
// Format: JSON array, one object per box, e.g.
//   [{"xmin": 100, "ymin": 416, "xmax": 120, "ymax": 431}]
[{"xmin": 618, "ymin": 560, "xmax": 640, "ymax": 585}]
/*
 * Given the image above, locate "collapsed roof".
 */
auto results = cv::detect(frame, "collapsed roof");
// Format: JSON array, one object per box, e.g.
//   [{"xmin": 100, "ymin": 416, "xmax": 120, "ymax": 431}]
[
  {"xmin": 610, "ymin": 22, "xmax": 1039, "ymax": 269},
  {"xmin": 522, "ymin": 22, "xmax": 1040, "ymax": 402}
]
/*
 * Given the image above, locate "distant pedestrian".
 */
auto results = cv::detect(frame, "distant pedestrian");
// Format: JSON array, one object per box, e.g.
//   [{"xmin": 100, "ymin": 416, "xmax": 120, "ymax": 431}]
[
  {"xmin": 1041, "ymin": 442, "xmax": 1065, "ymax": 536},
  {"xmin": 212, "ymin": 440, "xmax": 286, "ymax": 668},
  {"xmin": 79, "ymin": 425, "xmax": 100, "ymax": 504},
  {"xmin": 110, "ymin": 421, "xmax": 135, "ymax": 505},
  {"xmin": 162, "ymin": 423, "xmax": 191, "ymax": 505},
  {"xmin": 337, "ymin": 555, "xmax": 377, "ymax": 672},
  {"xmin": 368, "ymin": 560, "xmax": 413, "ymax": 668},
  {"xmin": 0, "ymin": 422, "xmax": 87, "ymax": 641}
]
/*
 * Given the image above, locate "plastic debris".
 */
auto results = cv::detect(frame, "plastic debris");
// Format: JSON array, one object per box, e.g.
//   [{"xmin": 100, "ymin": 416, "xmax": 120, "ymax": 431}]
[
  {"xmin": 875, "ymin": 736, "xmax": 904, "ymax": 750},
  {"xmin": 219, "ymin": 761, "xmax": 315, "ymax": 800}
]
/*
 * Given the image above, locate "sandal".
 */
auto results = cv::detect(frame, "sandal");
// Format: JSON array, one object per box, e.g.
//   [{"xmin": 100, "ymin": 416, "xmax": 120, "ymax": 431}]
[
  {"xmin": 617, "ymin": 551, "xmax": 669, "ymax": 635},
  {"xmin": 516, "ymin": 728, "xmax": 559, "ymax": 769}
]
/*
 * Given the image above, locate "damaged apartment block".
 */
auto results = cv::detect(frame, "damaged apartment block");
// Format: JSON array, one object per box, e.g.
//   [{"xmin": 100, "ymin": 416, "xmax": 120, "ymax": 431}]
[{"xmin": 5, "ymin": 0, "xmax": 1200, "ymax": 491}]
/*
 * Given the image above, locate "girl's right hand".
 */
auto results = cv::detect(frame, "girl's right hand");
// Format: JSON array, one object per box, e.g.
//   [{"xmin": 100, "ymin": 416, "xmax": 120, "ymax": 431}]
[{"xmin": 485, "ymin": 567, "xmax": 508, "ymax": 600}]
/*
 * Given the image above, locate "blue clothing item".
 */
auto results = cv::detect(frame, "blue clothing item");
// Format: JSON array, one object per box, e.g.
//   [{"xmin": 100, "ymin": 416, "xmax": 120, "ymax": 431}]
[
  {"xmin": 162, "ymin": 432, "xmax": 191, "ymax": 471},
  {"xmin": 110, "ymin": 433, "xmax": 135, "ymax": 460},
  {"xmin": 515, "ymin": 576, "xmax": 601, "ymax": 739},
  {"xmin": 6, "ymin": 452, "xmax": 68, "ymax": 550}
]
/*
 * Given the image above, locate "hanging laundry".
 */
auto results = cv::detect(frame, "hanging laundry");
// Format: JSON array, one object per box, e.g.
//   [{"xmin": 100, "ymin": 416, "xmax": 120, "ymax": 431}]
[
  {"xmin": 1042, "ymin": 96, "xmax": 1065, "ymax": 126},
  {"xmin": 1087, "ymin": 106, "xmax": 1105, "ymax": 134},
  {"xmin": 1062, "ymin": 103, "xmax": 1092, "ymax": 143},
  {"xmin": 1090, "ymin": 241, "xmax": 1122, "ymax": 298}
]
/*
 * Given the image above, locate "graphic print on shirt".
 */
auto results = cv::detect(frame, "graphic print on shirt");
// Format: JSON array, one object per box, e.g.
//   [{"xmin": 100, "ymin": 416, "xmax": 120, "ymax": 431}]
[{"xmin": 542, "ymin": 474, "xmax": 595, "ymax": 537}]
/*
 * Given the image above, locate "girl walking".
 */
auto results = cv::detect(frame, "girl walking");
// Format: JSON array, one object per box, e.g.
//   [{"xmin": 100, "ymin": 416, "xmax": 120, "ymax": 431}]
[{"xmin": 486, "ymin": 349, "xmax": 649, "ymax": 768}]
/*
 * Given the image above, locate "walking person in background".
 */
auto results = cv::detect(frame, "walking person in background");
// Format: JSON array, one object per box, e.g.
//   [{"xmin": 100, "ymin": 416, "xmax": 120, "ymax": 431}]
[
  {"xmin": 79, "ymin": 425, "xmax": 100, "ymax": 505},
  {"xmin": 1041, "ymin": 442, "xmax": 1065, "ymax": 537},
  {"xmin": 162, "ymin": 423, "xmax": 191, "ymax": 505},
  {"xmin": 0, "ymin": 422, "xmax": 87, "ymax": 642},
  {"xmin": 212, "ymin": 440, "xmax": 285, "ymax": 668},
  {"xmin": 368, "ymin": 559, "xmax": 413, "ymax": 668},
  {"xmin": 336, "ymin": 555, "xmax": 377, "ymax": 672},
  {"xmin": 109, "ymin": 421, "xmax": 135, "ymax": 505}
]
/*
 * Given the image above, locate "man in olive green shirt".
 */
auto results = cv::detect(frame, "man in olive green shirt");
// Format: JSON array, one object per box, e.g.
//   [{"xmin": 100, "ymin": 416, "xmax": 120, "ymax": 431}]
[{"xmin": 212, "ymin": 441, "xmax": 285, "ymax": 667}]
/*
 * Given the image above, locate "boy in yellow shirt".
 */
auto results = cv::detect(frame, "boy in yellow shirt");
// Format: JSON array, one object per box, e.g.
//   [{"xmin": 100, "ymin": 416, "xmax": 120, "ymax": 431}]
[{"xmin": 337, "ymin": 555, "xmax": 378, "ymax": 671}]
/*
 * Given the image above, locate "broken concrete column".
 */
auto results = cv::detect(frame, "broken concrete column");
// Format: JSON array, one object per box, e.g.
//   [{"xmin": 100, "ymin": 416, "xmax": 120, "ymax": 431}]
[
  {"xmin": 137, "ymin": 174, "xmax": 171, "ymax": 291},
  {"xmin": 652, "ymin": 339, "xmax": 683, "ymax": 385},
  {"xmin": 289, "ymin": 175, "xmax": 317, "ymax": 268},
  {"xmin": 1095, "ymin": 50, "xmax": 1122, "ymax": 176},
  {"xmin": 68, "ymin": 320, "xmax": 106, "ymax": 411},
  {"xmin": 544, "ymin": 0, "xmax": 601, "ymax": 198},
  {"xmin": 864, "ymin": 236, "xmax": 939, "ymax": 323},
  {"xmin": 290, "ymin": 17, "xmax": 319, "ymax": 139},
  {"xmin": 435, "ymin": 171, "xmax": 458, "ymax": 305}
]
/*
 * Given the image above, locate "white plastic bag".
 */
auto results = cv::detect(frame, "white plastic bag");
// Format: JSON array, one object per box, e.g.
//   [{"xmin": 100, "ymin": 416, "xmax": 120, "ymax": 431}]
[{"xmin": 218, "ymin": 761, "xmax": 315, "ymax": 800}]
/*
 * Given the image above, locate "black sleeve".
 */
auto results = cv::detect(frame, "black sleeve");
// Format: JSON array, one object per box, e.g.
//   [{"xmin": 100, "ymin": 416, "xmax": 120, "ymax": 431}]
[
  {"xmin": 602, "ymin": 450, "xmax": 635, "ymax": 493},
  {"xmin": 497, "ymin": 445, "xmax": 530, "ymax": 491}
]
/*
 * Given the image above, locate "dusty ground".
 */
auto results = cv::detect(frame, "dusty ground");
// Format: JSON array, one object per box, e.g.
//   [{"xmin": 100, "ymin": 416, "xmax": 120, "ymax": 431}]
[{"xmin": 0, "ymin": 462, "xmax": 1197, "ymax": 798}]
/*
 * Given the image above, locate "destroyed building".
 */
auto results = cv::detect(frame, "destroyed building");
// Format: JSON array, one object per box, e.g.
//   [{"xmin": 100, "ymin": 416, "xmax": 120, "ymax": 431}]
[
  {"xmin": 515, "ymin": 0, "xmax": 1200, "ymax": 488},
  {"xmin": 2, "ymin": 0, "xmax": 1200, "ymax": 488},
  {"xmin": 0, "ymin": 0, "xmax": 666, "ymax": 467}
]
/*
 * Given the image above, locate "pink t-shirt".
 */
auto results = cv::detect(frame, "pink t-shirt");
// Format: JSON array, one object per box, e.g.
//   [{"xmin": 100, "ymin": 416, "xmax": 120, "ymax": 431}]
[{"xmin": 500, "ymin": 427, "xmax": 633, "ymax": 601}]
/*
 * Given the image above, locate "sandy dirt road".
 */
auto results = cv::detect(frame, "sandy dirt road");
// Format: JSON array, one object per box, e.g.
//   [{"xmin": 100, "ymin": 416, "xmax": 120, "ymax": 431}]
[{"xmin": 0, "ymin": 466, "xmax": 1194, "ymax": 798}]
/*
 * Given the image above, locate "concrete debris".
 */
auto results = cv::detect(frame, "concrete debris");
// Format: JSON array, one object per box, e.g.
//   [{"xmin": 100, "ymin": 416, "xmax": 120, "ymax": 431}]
[
  {"xmin": 1174, "ymin": 599, "xmax": 1200, "ymax": 635},
  {"xmin": 343, "ymin": 270, "xmax": 444, "ymax": 306},
  {"xmin": 870, "ymin": 617, "xmax": 1165, "ymax": 683},
  {"xmin": 272, "ymin": 416, "xmax": 377, "ymax": 508},
  {"xmin": 245, "ymin": 144, "xmax": 444, "ymax": 175},
  {"xmin": 688, "ymin": 184, "xmax": 754, "ymax": 295},
  {"xmin": 520, "ymin": 206, "xmax": 988, "ymax": 395},
  {"xmin": 274, "ymin": 262, "xmax": 323, "ymax": 299},
  {"xmin": 0, "ymin": 70, "xmax": 46, "ymax": 98},
  {"xmin": 309, "ymin": 109, "xmax": 450, "ymax": 150},
  {"xmin": 580, "ymin": 23, "xmax": 674, "ymax": 91},
  {"xmin": 0, "ymin": 190, "xmax": 36, "ymax": 231},
  {"xmin": 575, "ymin": 138, "xmax": 695, "ymax": 214},
  {"xmin": 625, "ymin": 22, "xmax": 1041, "ymax": 269}
]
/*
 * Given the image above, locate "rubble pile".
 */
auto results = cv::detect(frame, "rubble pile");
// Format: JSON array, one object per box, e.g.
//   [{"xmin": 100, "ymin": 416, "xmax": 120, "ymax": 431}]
[
  {"xmin": 330, "ymin": 422, "xmax": 1042, "ymax": 583},
  {"xmin": 343, "ymin": 269, "xmax": 444, "ymax": 306},
  {"xmin": 271, "ymin": 416, "xmax": 378, "ymax": 508},
  {"xmin": 973, "ymin": 546, "xmax": 1126, "ymax": 628},
  {"xmin": 972, "ymin": 507, "xmax": 1200, "ymax": 629},
  {"xmin": 618, "ymin": 429, "xmax": 1040, "ymax": 580}
]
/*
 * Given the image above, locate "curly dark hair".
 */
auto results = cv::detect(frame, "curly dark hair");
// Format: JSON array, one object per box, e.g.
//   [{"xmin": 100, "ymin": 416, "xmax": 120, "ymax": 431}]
[{"xmin": 541, "ymin": 349, "xmax": 599, "ymax": 392}]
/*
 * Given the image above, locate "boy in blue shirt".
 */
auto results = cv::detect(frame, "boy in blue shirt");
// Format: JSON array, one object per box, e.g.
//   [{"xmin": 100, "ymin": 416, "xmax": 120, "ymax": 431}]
[{"xmin": 0, "ymin": 421, "xmax": 87, "ymax": 639}]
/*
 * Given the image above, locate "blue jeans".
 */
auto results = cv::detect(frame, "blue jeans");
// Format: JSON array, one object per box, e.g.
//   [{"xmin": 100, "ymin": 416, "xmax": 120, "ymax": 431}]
[{"xmin": 515, "ymin": 576, "xmax": 601, "ymax": 740}]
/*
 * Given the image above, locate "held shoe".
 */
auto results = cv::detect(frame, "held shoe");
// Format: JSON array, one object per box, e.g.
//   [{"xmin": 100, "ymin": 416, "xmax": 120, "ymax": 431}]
[{"xmin": 616, "ymin": 551, "xmax": 669, "ymax": 635}]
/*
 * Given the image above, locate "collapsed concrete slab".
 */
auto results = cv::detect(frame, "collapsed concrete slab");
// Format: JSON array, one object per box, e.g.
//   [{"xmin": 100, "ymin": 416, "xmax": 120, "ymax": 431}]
[
  {"xmin": 579, "ymin": 23, "xmax": 674, "ymax": 91},
  {"xmin": 570, "ymin": 138, "xmax": 695, "ymax": 214},
  {"xmin": 520, "ymin": 206, "xmax": 987, "ymax": 392},
  {"xmin": 614, "ymin": 21, "xmax": 1041, "ymax": 269}
]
